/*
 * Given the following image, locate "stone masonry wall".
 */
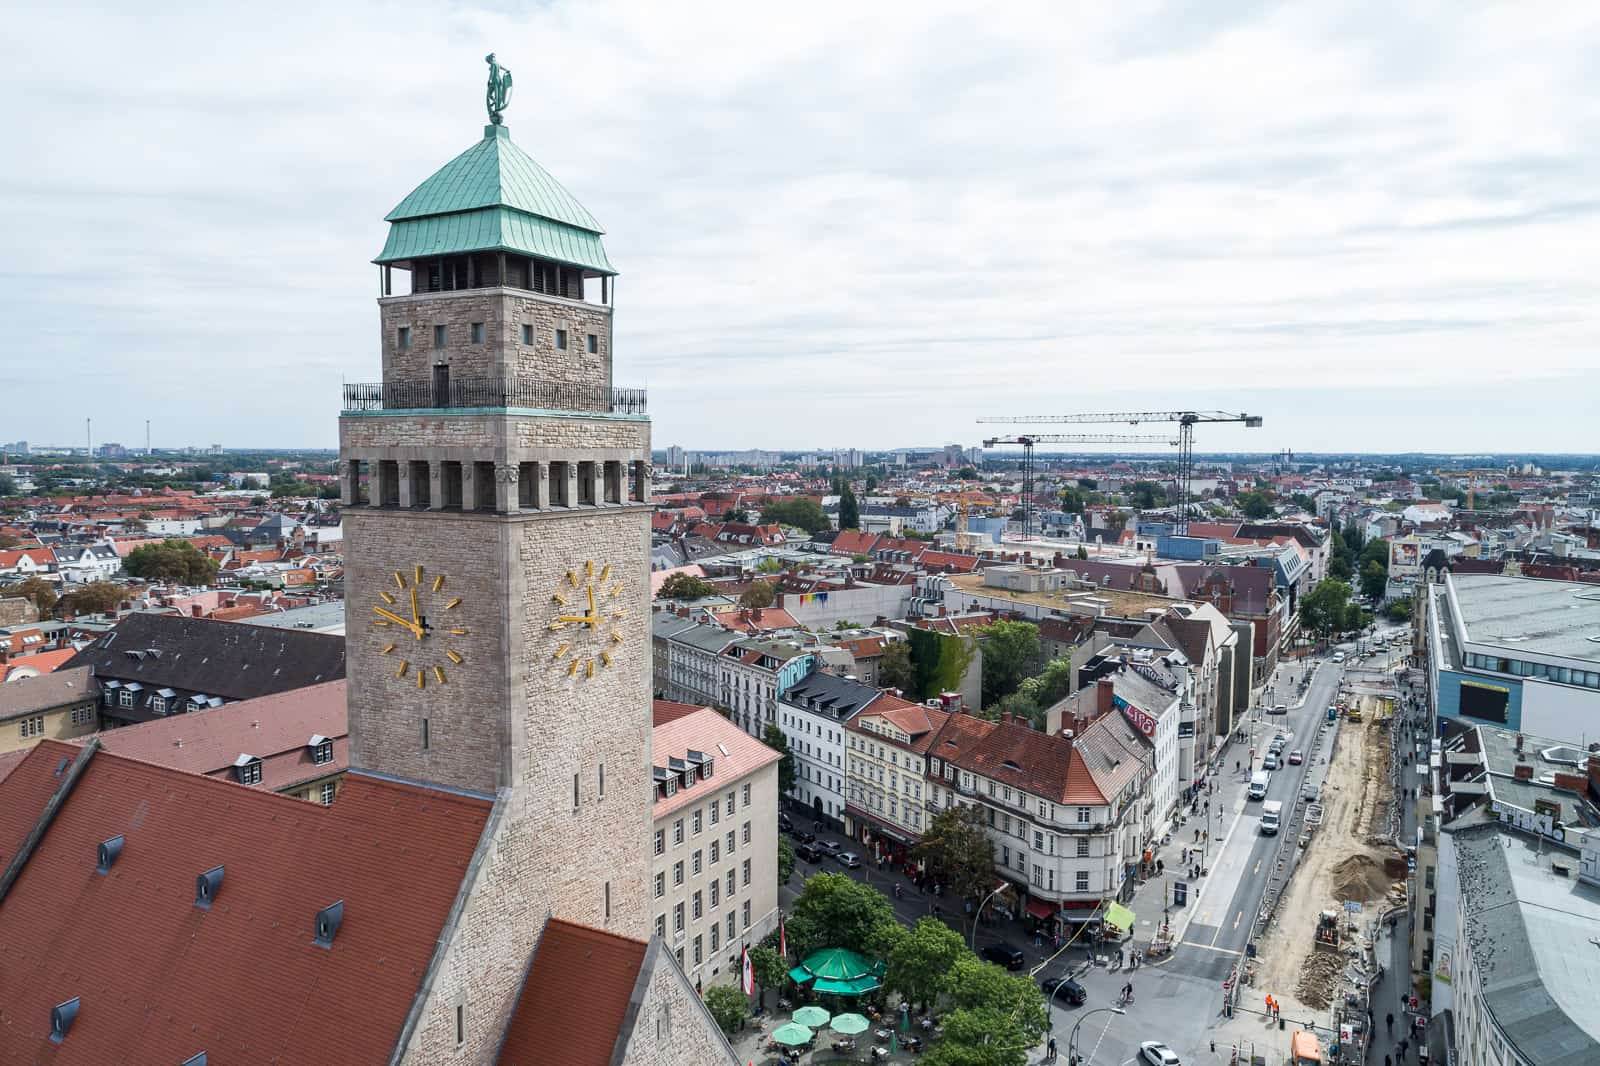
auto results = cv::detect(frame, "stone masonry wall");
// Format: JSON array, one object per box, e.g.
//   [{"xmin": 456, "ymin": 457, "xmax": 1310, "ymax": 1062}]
[
  {"xmin": 618, "ymin": 947, "xmax": 742, "ymax": 1066},
  {"xmin": 342, "ymin": 412, "xmax": 647, "ymax": 453},
  {"xmin": 378, "ymin": 288, "xmax": 611, "ymax": 395}
]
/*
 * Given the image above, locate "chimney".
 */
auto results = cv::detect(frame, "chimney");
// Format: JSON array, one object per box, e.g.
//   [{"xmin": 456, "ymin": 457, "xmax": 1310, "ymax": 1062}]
[
  {"xmin": 1513, "ymin": 763, "xmax": 1533, "ymax": 781},
  {"xmin": 1553, "ymin": 772, "xmax": 1586, "ymax": 793},
  {"xmin": 1000, "ymin": 711, "xmax": 1013, "ymax": 726},
  {"xmin": 191, "ymin": 605, "xmax": 201, "ymax": 617},
  {"xmin": 1097, "ymin": 677, "xmax": 1115, "ymax": 718},
  {"xmin": 1515, "ymin": 733, "xmax": 1524, "ymax": 753}
]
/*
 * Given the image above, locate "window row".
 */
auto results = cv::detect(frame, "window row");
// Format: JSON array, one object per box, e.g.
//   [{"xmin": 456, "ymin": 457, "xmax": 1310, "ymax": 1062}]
[
  {"xmin": 1463, "ymin": 652, "xmax": 1600, "ymax": 689},
  {"xmin": 396, "ymin": 323, "xmax": 600, "ymax": 354},
  {"xmin": 353, "ymin": 458, "xmax": 646, "ymax": 511}
]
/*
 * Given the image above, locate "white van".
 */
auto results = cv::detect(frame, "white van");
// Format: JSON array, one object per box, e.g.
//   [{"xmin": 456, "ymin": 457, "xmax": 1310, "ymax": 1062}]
[
  {"xmin": 1260, "ymin": 800, "xmax": 1283, "ymax": 835},
  {"xmin": 1248, "ymin": 771, "xmax": 1271, "ymax": 801}
]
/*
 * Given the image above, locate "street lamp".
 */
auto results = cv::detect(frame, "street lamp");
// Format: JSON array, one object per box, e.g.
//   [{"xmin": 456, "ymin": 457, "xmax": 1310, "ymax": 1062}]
[
  {"xmin": 971, "ymin": 882, "xmax": 1008, "ymax": 950},
  {"xmin": 1066, "ymin": 1005, "xmax": 1125, "ymax": 1066}
]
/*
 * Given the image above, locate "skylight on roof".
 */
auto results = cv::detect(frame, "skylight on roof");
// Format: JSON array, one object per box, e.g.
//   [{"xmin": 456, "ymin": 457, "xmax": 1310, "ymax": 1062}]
[{"xmin": 717, "ymin": 743, "xmax": 730, "ymax": 756}]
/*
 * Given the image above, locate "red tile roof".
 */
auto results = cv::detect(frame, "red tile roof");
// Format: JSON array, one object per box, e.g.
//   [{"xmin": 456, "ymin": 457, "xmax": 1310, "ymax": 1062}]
[
  {"xmin": 653, "ymin": 707, "xmax": 781, "ymax": 820},
  {"xmin": 497, "ymin": 918, "xmax": 648, "ymax": 1066},
  {"xmin": 652, "ymin": 699, "xmax": 707, "ymax": 726},
  {"xmin": 829, "ymin": 530, "xmax": 881, "ymax": 556},
  {"xmin": 929, "ymin": 713, "xmax": 1109, "ymax": 805},
  {"xmin": 87, "ymin": 679, "xmax": 348, "ymax": 792},
  {"xmin": 0, "ymin": 739, "xmax": 492, "ymax": 1064},
  {"xmin": 0, "ymin": 746, "xmax": 27, "ymax": 784}
]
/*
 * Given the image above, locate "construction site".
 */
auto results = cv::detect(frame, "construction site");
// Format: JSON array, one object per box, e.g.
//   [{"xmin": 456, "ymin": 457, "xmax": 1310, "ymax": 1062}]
[{"xmin": 1243, "ymin": 684, "xmax": 1408, "ymax": 1061}]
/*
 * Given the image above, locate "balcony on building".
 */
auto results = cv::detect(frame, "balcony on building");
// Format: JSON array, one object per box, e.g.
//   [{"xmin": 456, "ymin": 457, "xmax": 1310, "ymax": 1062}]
[{"xmin": 341, "ymin": 377, "xmax": 645, "ymax": 416}]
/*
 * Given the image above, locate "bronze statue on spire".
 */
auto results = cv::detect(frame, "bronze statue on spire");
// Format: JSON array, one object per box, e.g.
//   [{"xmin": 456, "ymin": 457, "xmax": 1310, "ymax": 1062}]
[{"xmin": 485, "ymin": 53, "xmax": 513, "ymax": 126}]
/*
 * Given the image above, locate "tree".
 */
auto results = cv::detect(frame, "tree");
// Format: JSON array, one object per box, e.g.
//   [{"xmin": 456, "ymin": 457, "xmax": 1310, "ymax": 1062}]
[
  {"xmin": 777, "ymin": 836, "xmax": 796, "ymax": 888},
  {"xmin": 761, "ymin": 498, "xmax": 830, "ymax": 535},
  {"xmin": 123, "ymin": 539, "xmax": 218, "ymax": 585},
  {"xmin": 785, "ymin": 872, "xmax": 898, "ymax": 961},
  {"xmin": 1300, "ymin": 579, "xmax": 1356, "ymax": 637},
  {"xmin": 1075, "ymin": 544, "xmax": 1089, "ymax": 560},
  {"xmin": 911, "ymin": 804, "xmax": 994, "ymax": 903},
  {"xmin": 763, "ymin": 723, "xmax": 797, "ymax": 795},
  {"xmin": 727, "ymin": 508, "xmax": 750, "ymax": 524},
  {"xmin": 940, "ymin": 955, "xmax": 1049, "ymax": 1044},
  {"xmin": 1360, "ymin": 560, "xmax": 1389, "ymax": 602},
  {"xmin": 907, "ymin": 627, "xmax": 976, "ymax": 702},
  {"xmin": 658, "ymin": 572, "xmax": 716, "ymax": 600},
  {"xmin": 839, "ymin": 483, "xmax": 860, "ymax": 531},
  {"xmin": 955, "ymin": 466, "xmax": 978, "ymax": 480},
  {"xmin": 1059, "ymin": 485, "xmax": 1086, "ymax": 513},
  {"xmin": 1383, "ymin": 599, "xmax": 1413, "ymax": 623},
  {"xmin": 57, "ymin": 581, "xmax": 125, "ymax": 617},
  {"xmin": 879, "ymin": 916, "xmax": 966, "ymax": 1009},
  {"xmin": 703, "ymin": 983, "xmax": 749, "ymax": 1035},
  {"xmin": 738, "ymin": 581, "xmax": 775, "ymax": 609},
  {"xmin": 922, "ymin": 1006, "xmax": 1032, "ymax": 1066},
  {"xmin": 1, "ymin": 576, "xmax": 57, "ymax": 617},
  {"xmin": 1130, "ymin": 481, "xmax": 1166, "ymax": 510},
  {"xmin": 1290, "ymin": 493, "xmax": 1317, "ymax": 513},
  {"xmin": 1328, "ymin": 554, "xmax": 1353, "ymax": 581},
  {"xmin": 1015, "ymin": 655, "xmax": 1074, "ymax": 709},
  {"xmin": 0, "ymin": 473, "xmax": 15, "ymax": 496},
  {"xmin": 749, "ymin": 944, "xmax": 788, "ymax": 1010},
  {"xmin": 976, "ymin": 620, "xmax": 1040, "ymax": 706},
  {"xmin": 1237, "ymin": 490, "xmax": 1275, "ymax": 519},
  {"xmin": 879, "ymin": 641, "xmax": 915, "ymax": 693},
  {"xmin": 756, "ymin": 556, "xmax": 784, "ymax": 574}
]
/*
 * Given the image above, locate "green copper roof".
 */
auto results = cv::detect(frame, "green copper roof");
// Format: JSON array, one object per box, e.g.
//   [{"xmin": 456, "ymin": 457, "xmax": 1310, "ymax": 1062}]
[
  {"xmin": 375, "ymin": 206, "xmax": 616, "ymax": 274},
  {"xmin": 386, "ymin": 125, "xmax": 604, "ymax": 233}
]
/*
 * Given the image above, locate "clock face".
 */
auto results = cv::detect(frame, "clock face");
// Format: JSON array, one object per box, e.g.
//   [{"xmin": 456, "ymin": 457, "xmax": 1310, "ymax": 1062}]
[
  {"xmin": 548, "ymin": 559, "xmax": 626, "ymax": 679},
  {"xmin": 371, "ymin": 564, "xmax": 468, "ymax": 690}
]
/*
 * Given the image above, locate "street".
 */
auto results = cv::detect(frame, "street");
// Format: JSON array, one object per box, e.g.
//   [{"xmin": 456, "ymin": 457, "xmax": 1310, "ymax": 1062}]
[{"xmin": 779, "ymin": 651, "xmax": 1356, "ymax": 1065}]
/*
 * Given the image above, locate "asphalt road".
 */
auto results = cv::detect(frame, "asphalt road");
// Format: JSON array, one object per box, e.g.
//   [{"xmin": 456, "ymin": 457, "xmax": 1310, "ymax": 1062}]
[{"xmin": 1172, "ymin": 659, "xmax": 1344, "ymax": 979}]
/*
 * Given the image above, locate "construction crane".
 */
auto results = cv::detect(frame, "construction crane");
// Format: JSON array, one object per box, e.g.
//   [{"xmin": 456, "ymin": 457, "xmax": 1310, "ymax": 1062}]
[
  {"xmin": 979, "ymin": 411, "xmax": 1263, "ymax": 535},
  {"xmin": 981, "ymin": 433, "xmax": 1177, "ymax": 541}
]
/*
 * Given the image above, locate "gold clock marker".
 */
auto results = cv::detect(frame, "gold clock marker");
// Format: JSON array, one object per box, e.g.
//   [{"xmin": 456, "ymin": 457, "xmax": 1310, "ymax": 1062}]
[
  {"xmin": 432, "ymin": 574, "xmax": 445, "ymax": 593},
  {"xmin": 415, "ymin": 565, "xmax": 424, "ymax": 584},
  {"xmin": 394, "ymin": 571, "xmax": 406, "ymax": 589},
  {"xmin": 375, "ymin": 567, "xmax": 463, "ymax": 692},
  {"xmin": 397, "ymin": 660, "xmax": 410, "ymax": 678},
  {"xmin": 434, "ymin": 666, "xmax": 447, "ymax": 684},
  {"xmin": 446, "ymin": 650, "xmax": 464, "ymax": 664},
  {"xmin": 380, "ymin": 590, "xmax": 396, "ymax": 605},
  {"xmin": 585, "ymin": 659, "xmax": 595, "ymax": 679},
  {"xmin": 417, "ymin": 670, "xmax": 425, "ymax": 689},
  {"xmin": 600, "ymin": 564, "xmax": 611, "ymax": 582},
  {"xmin": 445, "ymin": 598, "xmax": 461, "ymax": 610},
  {"xmin": 585, "ymin": 560, "xmax": 594, "ymax": 578},
  {"xmin": 450, "ymin": 627, "xmax": 469, "ymax": 636},
  {"xmin": 567, "ymin": 660, "xmax": 578, "ymax": 677},
  {"xmin": 381, "ymin": 643, "xmax": 397, "ymax": 655},
  {"xmin": 553, "ymin": 644, "xmax": 569, "ymax": 660}
]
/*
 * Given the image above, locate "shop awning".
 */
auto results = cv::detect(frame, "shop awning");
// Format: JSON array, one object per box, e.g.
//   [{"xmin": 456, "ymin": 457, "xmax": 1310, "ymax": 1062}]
[
  {"xmin": 1025, "ymin": 899, "xmax": 1056, "ymax": 921},
  {"xmin": 1103, "ymin": 902, "xmax": 1136, "ymax": 934}
]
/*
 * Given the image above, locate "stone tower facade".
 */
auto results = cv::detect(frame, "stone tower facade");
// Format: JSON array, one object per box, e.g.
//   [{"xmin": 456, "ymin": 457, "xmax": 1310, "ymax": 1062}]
[{"xmin": 339, "ymin": 119, "xmax": 658, "ymax": 1059}]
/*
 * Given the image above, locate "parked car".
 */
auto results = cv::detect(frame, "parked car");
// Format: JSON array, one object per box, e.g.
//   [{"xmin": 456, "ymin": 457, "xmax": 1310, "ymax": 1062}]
[
  {"xmin": 837, "ymin": 851, "xmax": 862, "ymax": 869},
  {"xmin": 795, "ymin": 842, "xmax": 823, "ymax": 863},
  {"xmin": 778, "ymin": 812, "xmax": 793, "ymax": 832},
  {"xmin": 1263, "ymin": 752, "xmax": 1280, "ymax": 771},
  {"xmin": 1332, "ymin": 651, "xmax": 1346, "ymax": 663},
  {"xmin": 1288, "ymin": 749, "xmax": 1304, "ymax": 765},
  {"xmin": 1268, "ymin": 703, "xmax": 1288, "ymax": 715},
  {"xmin": 1268, "ymin": 737, "xmax": 1286, "ymax": 755},
  {"xmin": 1140, "ymin": 1041, "xmax": 1181, "ymax": 1066},
  {"xmin": 817, "ymin": 839, "xmax": 843, "ymax": 856},
  {"xmin": 789, "ymin": 827, "xmax": 815, "ymax": 845},
  {"xmin": 980, "ymin": 944, "xmax": 1027, "ymax": 970},
  {"xmin": 1040, "ymin": 976, "xmax": 1086, "ymax": 1005}
]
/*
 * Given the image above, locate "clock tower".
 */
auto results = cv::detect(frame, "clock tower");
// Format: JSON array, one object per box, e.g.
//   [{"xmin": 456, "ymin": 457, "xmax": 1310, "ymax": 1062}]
[{"xmin": 339, "ymin": 84, "xmax": 652, "ymax": 945}]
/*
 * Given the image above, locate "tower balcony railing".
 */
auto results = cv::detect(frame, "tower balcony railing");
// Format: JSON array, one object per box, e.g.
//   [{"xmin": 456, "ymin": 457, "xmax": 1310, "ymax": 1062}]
[{"xmin": 342, "ymin": 378, "xmax": 646, "ymax": 415}]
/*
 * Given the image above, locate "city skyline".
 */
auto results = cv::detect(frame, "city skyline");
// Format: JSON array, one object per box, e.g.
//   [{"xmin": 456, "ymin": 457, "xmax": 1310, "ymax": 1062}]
[{"xmin": 5, "ymin": 3, "xmax": 1599, "ymax": 452}]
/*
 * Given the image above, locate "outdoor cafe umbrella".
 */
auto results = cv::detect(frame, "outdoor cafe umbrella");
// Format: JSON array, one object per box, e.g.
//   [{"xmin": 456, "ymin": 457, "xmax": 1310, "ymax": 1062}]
[
  {"xmin": 830, "ymin": 1013, "xmax": 870, "ymax": 1035},
  {"xmin": 787, "ymin": 947, "xmax": 886, "ymax": 997},
  {"xmin": 792, "ymin": 1006, "xmax": 831, "ymax": 1027},
  {"xmin": 771, "ymin": 1023, "xmax": 814, "ymax": 1047}
]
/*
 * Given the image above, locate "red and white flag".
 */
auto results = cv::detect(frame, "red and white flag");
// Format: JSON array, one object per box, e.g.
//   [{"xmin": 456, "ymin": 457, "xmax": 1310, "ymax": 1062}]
[
  {"xmin": 741, "ymin": 946, "xmax": 754, "ymax": 996},
  {"xmin": 779, "ymin": 915, "xmax": 787, "ymax": 959}
]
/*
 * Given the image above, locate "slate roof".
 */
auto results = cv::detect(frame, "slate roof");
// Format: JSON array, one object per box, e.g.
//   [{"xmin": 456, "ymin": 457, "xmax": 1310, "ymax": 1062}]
[
  {"xmin": 0, "ymin": 740, "xmax": 492, "ymax": 1064},
  {"xmin": 497, "ymin": 919, "xmax": 649, "ymax": 1066},
  {"xmin": 781, "ymin": 670, "xmax": 882, "ymax": 723},
  {"xmin": 63, "ymin": 612, "xmax": 346, "ymax": 717}
]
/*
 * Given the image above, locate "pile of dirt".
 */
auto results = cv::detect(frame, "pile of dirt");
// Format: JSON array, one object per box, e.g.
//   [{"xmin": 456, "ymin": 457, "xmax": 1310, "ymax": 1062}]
[
  {"xmin": 1296, "ymin": 950, "xmax": 1344, "ymax": 1009},
  {"xmin": 1331, "ymin": 854, "xmax": 1392, "ymax": 903}
]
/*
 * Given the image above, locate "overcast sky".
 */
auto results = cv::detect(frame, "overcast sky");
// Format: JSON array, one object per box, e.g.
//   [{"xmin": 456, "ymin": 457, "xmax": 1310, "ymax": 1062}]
[{"xmin": 4, "ymin": 2, "xmax": 1598, "ymax": 454}]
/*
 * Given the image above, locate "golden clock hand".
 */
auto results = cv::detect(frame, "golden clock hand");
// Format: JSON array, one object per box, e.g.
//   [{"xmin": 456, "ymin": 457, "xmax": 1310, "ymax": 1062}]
[
  {"xmin": 374, "ymin": 606, "xmax": 423, "ymax": 636},
  {"xmin": 586, "ymin": 584, "xmax": 599, "ymax": 627},
  {"xmin": 410, "ymin": 587, "xmax": 421, "ymax": 626},
  {"xmin": 555, "ymin": 614, "xmax": 592, "ymax": 624}
]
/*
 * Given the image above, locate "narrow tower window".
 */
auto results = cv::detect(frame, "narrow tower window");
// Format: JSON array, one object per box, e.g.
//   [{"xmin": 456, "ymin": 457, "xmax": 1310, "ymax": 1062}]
[
  {"xmin": 573, "ymin": 773, "xmax": 580, "ymax": 810},
  {"xmin": 433, "ymin": 324, "xmax": 447, "ymax": 348},
  {"xmin": 421, "ymin": 717, "xmax": 430, "ymax": 751}
]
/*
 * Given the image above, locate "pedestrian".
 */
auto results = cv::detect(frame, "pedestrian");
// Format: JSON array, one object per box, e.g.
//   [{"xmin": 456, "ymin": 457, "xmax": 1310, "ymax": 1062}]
[
  {"xmin": 1387, "ymin": 1012, "xmax": 1394, "ymax": 1034},
  {"xmin": 1156, "ymin": 858, "xmax": 1164, "ymax": 875},
  {"xmin": 1386, "ymin": 1055, "xmax": 1392, "ymax": 1066},
  {"xmin": 1181, "ymin": 847, "xmax": 1188, "ymax": 864}
]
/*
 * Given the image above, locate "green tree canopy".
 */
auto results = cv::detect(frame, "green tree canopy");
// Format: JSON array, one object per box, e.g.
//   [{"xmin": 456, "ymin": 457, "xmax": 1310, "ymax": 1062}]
[
  {"xmin": 1384, "ymin": 599, "xmax": 1413, "ymax": 622},
  {"xmin": 702, "ymin": 983, "xmax": 749, "ymax": 1035},
  {"xmin": 785, "ymin": 872, "xmax": 898, "ymax": 962},
  {"xmin": 57, "ymin": 580, "xmax": 126, "ymax": 617},
  {"xmin": 657, "ymin": 572, "xmax": 716, "ymax": 600},
  {"xmin": 886, "ymin": 917, "xmax": 967, "ymax": 1009},
  {"xmin": 1301, "ymin": 578, "xmax": 1356, "ymax": 636},
  {"xmin": 922, "ymin": 1006, "xmax": 1033, "ymax": 1066},
  {"xmin": 122, "ymin": 539, "xmax": 218, "ymax": 585},
  {"xmin": 878, "ymin": 640, "xmax": 915, "ymax": 693},
  {"xmin": 763, "ymin": 722, "xmax": 798, "ymax": 795},
  {"xmin": 1016, "ymin": 655, "xmax": 1074, "ymax": 709},
  {"xmin": 839, "ymin": 483, "xmax": 861, "ymax": 531},
  {"xmin": 1130, "ymin": 480, "xmax": 1167, "ymax": 510},
  {"xmin": 749, "ymin": 943, "xmax": 788, "ymax": 1009},
  {"xmin": 777, "ymin": 835, "xmax": 795, "ymax": 888},
  {"xmin": 941, "ymin": 955, "xmax": 1049, "ymax": 1044},
  {"xmin": 976, "ymin": 620, "xmax": 1040, "ymax": 705},
  {"xmin": 1237, "ymin": 489, "xmax": 1275, "ymax": 519},
  {"xmin": 1, "ymin": 575, "xmax": 57, "ymax": 617},
  {"xmin": 911, "ymin": 804, "xmax": 995, "ymax": 903},
  {"xmin": 1360, "ymin": 559, "xmax": 1389, "ymax": 602},
  {"xmin": 955, "ymin": 466, "xmax": 978, "ymax": 480},
  {"xmin": 1290, "ymin": 493, "xmax": 1316, "ymax": 513},
  {"xmin": 907, "ymin": 627, "xmax": 976, "ymax": 702},
  {"xmin": 738, "ymin": 580, "xmax": 776, "ymax": 609},
  {"xmin": 756, "ymin": 556, "xmax": 784, "ymax": 574}
]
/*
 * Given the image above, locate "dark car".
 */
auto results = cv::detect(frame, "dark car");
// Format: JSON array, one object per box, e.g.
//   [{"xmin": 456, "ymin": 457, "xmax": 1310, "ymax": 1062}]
[
  {"xmin": 795, "ymin": 842, "xmax": 823, "ymax": 863},
  {"xmin": 778, "ymin": 812, "xmax": 793, "ymax": 832},
  {"xmin": 789, "ymin": 827, "xmax": 816, "ymax": 845},
  {"xmin": 1040, "ymin": 976, "xmax": 1086, "ymax": 1005},
  {"xmin": 816, "ymin": 839, "xmax": 843, "ymax": 856},
  {"xmin": 980, "ymin": 944, "xmax": 1027, "ymax": 971}
]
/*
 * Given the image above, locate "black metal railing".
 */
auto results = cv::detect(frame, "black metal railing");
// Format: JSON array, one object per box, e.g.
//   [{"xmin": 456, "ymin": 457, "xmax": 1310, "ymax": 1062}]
[{"xmin": 342, "ymin": 379, "xmax": 646, "ymax": 415}]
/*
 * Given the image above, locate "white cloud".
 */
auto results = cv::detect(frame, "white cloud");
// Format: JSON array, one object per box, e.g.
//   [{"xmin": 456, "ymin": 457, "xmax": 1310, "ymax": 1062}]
[{"xmin": 1, "ymin": 1, "xmax": 1597, "ymax": 452}]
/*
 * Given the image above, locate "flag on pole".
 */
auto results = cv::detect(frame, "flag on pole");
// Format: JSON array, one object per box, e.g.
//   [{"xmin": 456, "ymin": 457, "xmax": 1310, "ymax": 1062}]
[
  {"xmin": 779, "ymin": 915, "xmax": 787, "ymax": 959},
  {"xmin": 741, "ymin": 946, "xmax": 754, "ymax": 996}
]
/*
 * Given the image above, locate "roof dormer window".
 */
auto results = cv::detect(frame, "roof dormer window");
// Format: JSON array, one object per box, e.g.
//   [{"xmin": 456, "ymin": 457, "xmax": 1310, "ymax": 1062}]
[
  {"xmin": 235, "ymin": 755, "xmax": 263, "ymax": 786},
  {"xmin": 309, "ymin": 735, "xmax": 334, "ymax": 766}
]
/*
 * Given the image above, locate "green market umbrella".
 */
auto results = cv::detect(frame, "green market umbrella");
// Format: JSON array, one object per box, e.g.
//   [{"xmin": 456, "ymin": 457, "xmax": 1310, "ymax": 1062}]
[
  {"xmin": 792, "ymin": 1006, "xmax": 831, "ymax": 1027},
  {"xmin": 831, "ymin": 1013, "xmax": 870, "ymax": 1035},
  {"xmin": 796, "ymin": 947, "xmax": 881, "ymax": 982},
  {"xmin": 812, "ymin": 974, "xmax": 881, "ymax": 995},
  {"xmin": 771, "ymin": 1023, "xmax": 814, "ymax": 1047}
]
